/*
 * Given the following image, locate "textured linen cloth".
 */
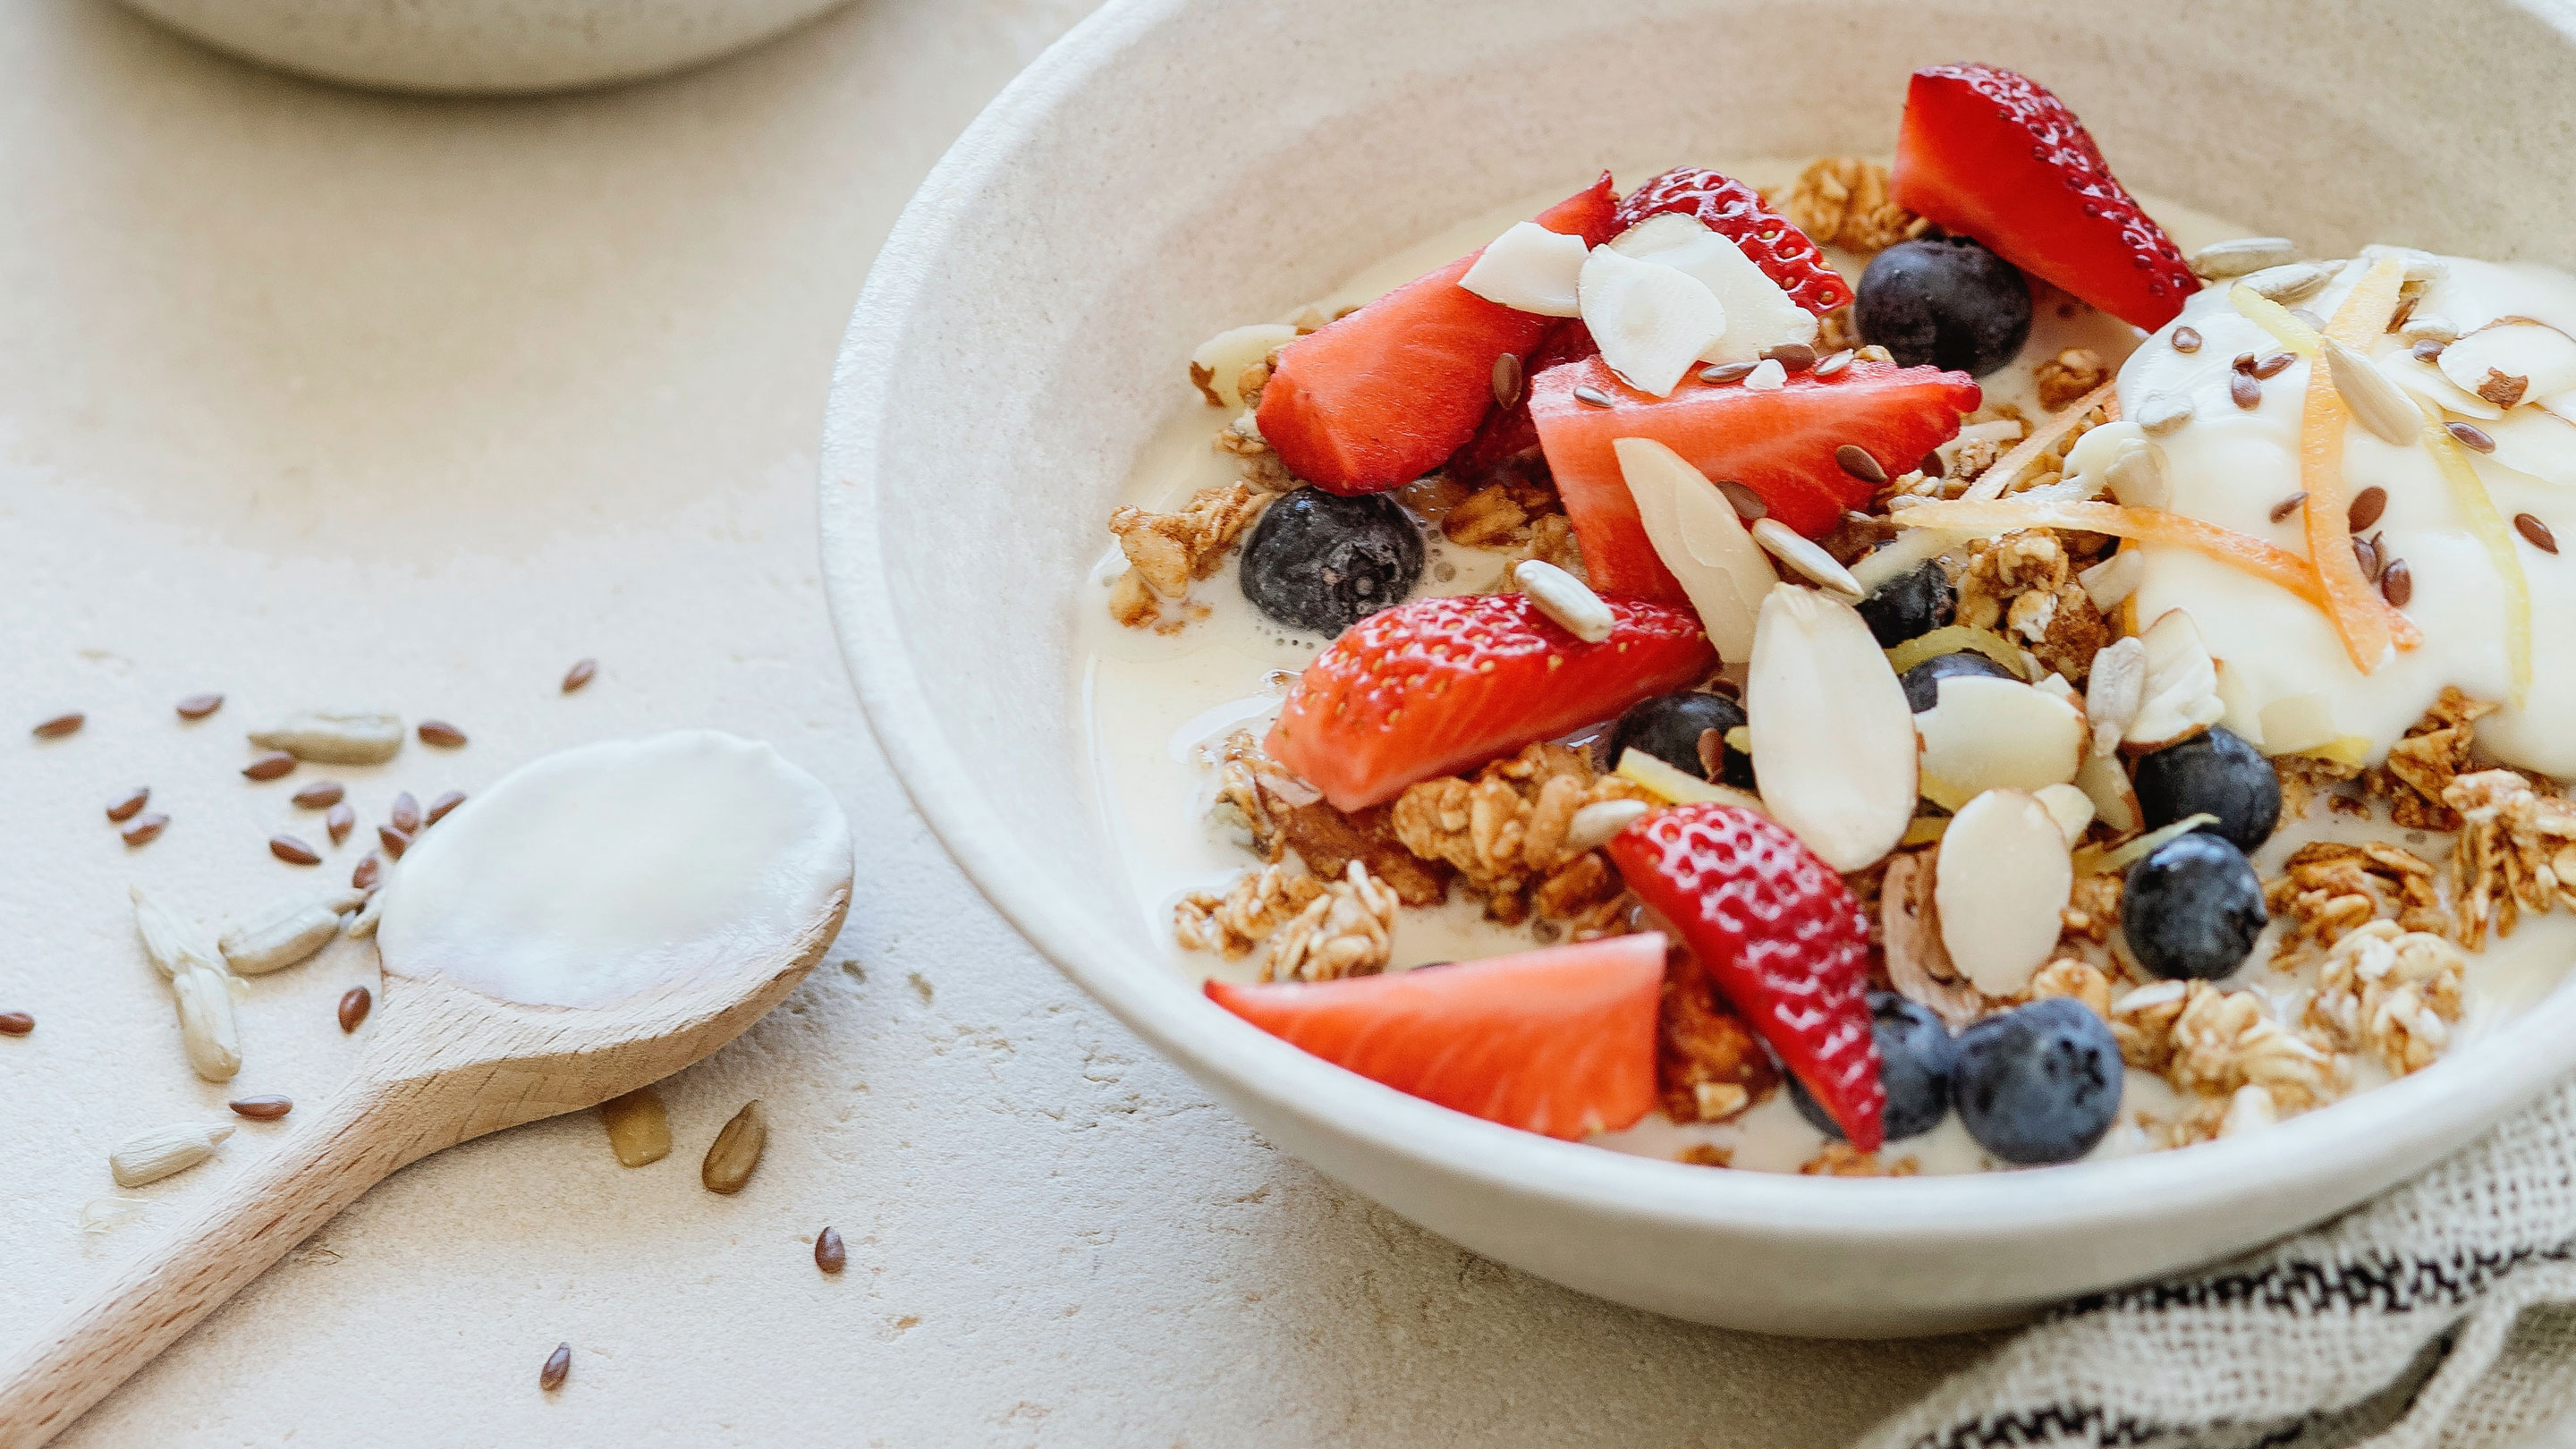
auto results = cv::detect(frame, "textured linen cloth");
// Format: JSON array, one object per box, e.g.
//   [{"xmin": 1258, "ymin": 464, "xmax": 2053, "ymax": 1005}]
[{"xmin": 1860, "ymin": 1080, "xmax": 2576, "ymax": 1449}]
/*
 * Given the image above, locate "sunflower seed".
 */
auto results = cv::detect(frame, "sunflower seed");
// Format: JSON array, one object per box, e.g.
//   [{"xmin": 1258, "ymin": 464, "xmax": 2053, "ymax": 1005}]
[
  {"xmin": 326, "ymin": 801, "xmax": 355, "ymax": 844},
  {"xmin": 2319, "ymin": 337, "xmax": 2421, "ymax": 445},
  {"xmin": 1491, "ymin": 352, "xmax": 1522, "ymax": 410},
  {"xmin": 173, "ymin": 963, "xmax": 242, "ymax": 1082},
  {"xmin": 562, "ymin": 657, "xmax": 598, "ymax": 692},
  {"xmin": 132, "ymin": 885, "xmax": 224, "ymax": 979},
  {"xmin": 2269, "ymin": 492, "xmax": 2309, "ymax": 523},
  {"xmin": 416, "ymin": 720, "xmax": 468, "ymax": 748},
  {"xmin": 2515, "ymin": 513, "xmax": 2558, "ymax": 554},
  {"xmin": 2188, "ymin": 236, "xmax": 2296, "ymax": 279},
  {"xmin": 269, "ymin": 835, "xmax": 321, "ymax": 866},
  {"xmin": 2170, "ymin": 326, "xmax": 2203, "ymax": 354},
  {"xmin": 540, "ymin": 1343, "xmax": 572, "ymax": 1392},
  {"xmin": 242, "ymin": 751, "xmax": 298, "ymax": 781},
  {"xmin": 701, "ymin": 1100, "xmax": 769, "ymax": 1195},
  {"xmin": 2238, "ymin": 262, "xmax": 2336, "ymax": 303},
  {"xmin": 0, "ymin": 1012, "xmax": 33, "ymax": 1037},
  {"xmin": 106, "ymin": 787, "xmax": 150, "ymax": 823},
  {"xmin": 1697, "ymin": 361, "xmax": 1757, "ymax": 385},
  {"xmin": 229, "ymin": 1095, "xmax": 292, "ymax": 1120},
  {"xmin": 220, "ymin": 890, "xmax": 364, "ymax": 975},
  {"xmin": 337, "ymin": 986, "xmax": 371, "ymax": 1033},
  {"xmin": 32, "ymin": 713, "xmax": 83, "ymax": 739},
  {"xmin": 343, "ymin": 891, "xmax": 386, "ymax": 939},
  {"xmin": 598, "ymin": 1087, "xmax": 669, "ymax": 1166},
  {"xmin": 1716, "ymin": 480, "xmax": 1768, "ymax": 521},
  {"xmin": 815, "ymin": 1226, "xmax": 847, "ymax": 1275},
  {"xmin": 2135, "ymin": 393, "xmax": 2195, "ymax": 436},
  {"xmin": 2229, "ymin": 372, "xmax": 2263, "ymax": 410},
  {"xmin": 1566, "ymin": 799, "xmax": 1651, "ymax": 852},
  {"xmin": 292, "ymin": 781, "xmax": 344, "ymax": 809},
  {"xmin": 1750, "ymin": 518, "xmax": 1863, "ymax": 598},
  {"xmin": 390, "ymin": 792, "xmax": 421, "ymax": 833},
  {"xmin": 110, "ymin": 1121, "xmax": 233, "ymax": 1188},
  {"xmin": 2447, "ymin": 421, "xmax": 2496, "ymax": 453},
  {"xmin": 377, "ymin": 824, "xmax": 411, "ymax": 858},
  {"xmin": 1572, "ymin": 385, "xmax": 1614, "ymax": 408},
  {"xmin": 1762, "ymin": 343, "xmax": 1818, "ymax": 372},
  {"xmin": 1513, "ymin": 558, "xmax": 1615, "ymax": 643},
  {"xmin": 121, "ymin": 813, "xmax": 170, "ymax": 846},
  {"xmin": 1811, "ymin": 349, "xmax": 1853, "ymax": 377},
  {"xmin": 1833, "ymin": 444, "xmax": 1887, "ymax": 485},
  {"xmin": 175, "ymin": 692, "xmax": 225, "ymax": 720},
  {"xmin": 426, "ymin": 790, "xmax": 465, "ymax": 825},
  {"xmin": 249, "ymin": 710, "xmax": 402, "ymax": 765},
  {"xmin": 2380, "ymin": 556, "xmax": 2413, "ymax": 606}
]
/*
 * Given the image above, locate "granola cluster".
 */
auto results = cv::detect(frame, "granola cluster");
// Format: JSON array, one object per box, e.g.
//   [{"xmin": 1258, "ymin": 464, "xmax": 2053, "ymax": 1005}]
[
  {"xmin": 2263, "ymin": 839, "xmax": 2445, "ymax": 967},
  {"xmin": 1658, "ymin": 954, "xmax": 1780, "ymax": 1124},
  {"xmin": 1267, "ymin": 861, "xmax": 1401, "ymax": 983},
  {"xmin": 1174, "ymin": 861, "xmax": 1324, "ymax": 958},
  {"xmin": 2364, "ymin": 688, "xmax": 2496, "ymax": 830},
  {"xmin": 1212, "ymin": 731, "xmax": 1449, "ymax": 907},
  {"xmin": 2303, "ymin": 920, "xmax": 2465, "ymax": 1077},
  {"xmin": 2445, "ymin": 767, "xmax": 2576, "ymax": 948},
  {"xmin": 2112, "ymin": 979, "xmax": 2344, "ymax": 1113},
  {"xmin": 1771, "ymin": 157, "xmax": 1928, "ymax": 255},
  {"xmin": 1389, "ymin": 742, "xmax": 1648, "ymax": 929},
  {"xmin": 1799, "ymin": 1142, "xmax": 1922, "ymax": 1176},
  {"xmin": 2031, "ymin": 347, "xmax": 2111, "ymax": 411},
  {"xmin": 1952, "ymin": 530, "xmax": 2112, "ymax": 682},
  {"xmin": 1107, "ymin": 479, "xmax": 1281, "ymax": 628}
]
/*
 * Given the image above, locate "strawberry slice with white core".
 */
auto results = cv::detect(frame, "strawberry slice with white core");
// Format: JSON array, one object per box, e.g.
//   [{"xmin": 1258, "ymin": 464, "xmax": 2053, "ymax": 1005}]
[
  {"xmin": 1265, "ymin": 591, "xmax": 1717, "ymax": 813},
  {"xmin": 1206, "ymin": 934, "xmax": 1667, "ymax": 1140}
]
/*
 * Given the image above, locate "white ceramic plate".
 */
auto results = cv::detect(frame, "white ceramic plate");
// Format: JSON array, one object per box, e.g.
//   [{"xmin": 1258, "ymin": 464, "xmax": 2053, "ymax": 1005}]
[{"xmin": 819, "ymin": 0, "xmax": 2576, "ymax": 1335}]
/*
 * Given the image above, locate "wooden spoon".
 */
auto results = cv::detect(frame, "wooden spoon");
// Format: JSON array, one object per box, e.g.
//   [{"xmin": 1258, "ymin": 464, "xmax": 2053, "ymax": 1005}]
[{"xmin": 0, "ymin": 732, "xmax": 852, "ymax": 1447}]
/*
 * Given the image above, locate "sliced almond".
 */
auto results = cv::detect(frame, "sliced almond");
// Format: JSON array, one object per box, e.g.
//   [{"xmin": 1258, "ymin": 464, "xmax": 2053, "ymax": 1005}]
[
  {"xmin": 2034, "ymin": 782, "xmax": 2097, "ymax": 846},
  {"xmin": 1580, "ymin": 243, "xmax": 1726, "ymax": 397},
  {"xmin": 2381, "ymin": 351, "xmax": 2503, "ymax": 419},
  {"xmin": 1458, "ymin": 222, "xmax": 1589, "ymax": 319},
  {"xmin": 2079, "ymin": 550, "xmax": 2145, "ymax": 614},
  {"xmin": 2538, "ymin": 388, "xmax": 2576, "ymax": 428},
  {"xmin": 1935, "ymin": 789, "xmax": 2074, "ymax": 997},
  {"xmin": 2125, "ymin": 609, "xmax": 2226, "ymax": 748},
  {"xmin": 2084, "ymin": 636, "xmax": 2148, "ymax": 756},
  {"xmin": 1879, "ymin": 852, "xmax": 1986, "ymax": 1030},
  {"xmin": 1188, "ymin": 323, "xmax": 1298, "ymax": 407},
  {"xmin": 2439, "ymin": 318, "xmax": 2576, "ymax": 405},
  {"xmin": 1615, "ymin": 437, "xmax": 1771, "ymax": 660},
  {"xmin": 1609, "ymin": 213, "xmax": 1818, "ymax": 365},
  {"xmin": 2479, "ymin": 406, "xmax": 2576, "ymax": 487},
  {"xmin": 2318, "ymin": 336, "xmax": 2421, "ymax": 445},
  {"xmin": 1745, "ymin": 585, "xmax": 1918, "ymax": 870},
  {"xmin": 1913, "ymin": 675, "xmax": 2086, "ymax": 810},
  {"xmin": 1749, "ymin": 518, "xmax": 1862, "ymax": 598},
  {"xmin": 2073, "ymin": 750, "xmax": 2141, "ymax": 835}
]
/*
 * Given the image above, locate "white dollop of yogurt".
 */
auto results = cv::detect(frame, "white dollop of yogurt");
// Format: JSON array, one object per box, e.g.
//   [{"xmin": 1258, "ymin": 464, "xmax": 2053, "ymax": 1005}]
[
  {"xmin": 377, "ymin": 731, "xmax": 852, "ymax": 1009},
  {"xmin": 2119, "ymin": 253, "xmax": 2576, "ymax": 775}
]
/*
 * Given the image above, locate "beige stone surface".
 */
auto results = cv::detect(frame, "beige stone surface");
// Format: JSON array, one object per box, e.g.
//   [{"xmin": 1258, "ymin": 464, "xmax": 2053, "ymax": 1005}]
[{"xmin": 0, "ymin": 2, "xmax": 1994, "ymax": 1442}]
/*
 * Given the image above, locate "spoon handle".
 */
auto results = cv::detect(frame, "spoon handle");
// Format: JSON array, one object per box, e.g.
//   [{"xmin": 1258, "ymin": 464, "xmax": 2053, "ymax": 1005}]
[{"xmin": 0, "ymin": 1083, "xmax": 407, "ymax": 1448}]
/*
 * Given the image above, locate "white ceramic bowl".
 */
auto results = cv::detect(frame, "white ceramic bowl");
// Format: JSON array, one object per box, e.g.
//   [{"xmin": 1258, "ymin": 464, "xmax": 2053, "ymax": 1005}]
[
  {"xmin": 118, "ymin": 0, "xmax": 848, "ymax": 94},
  {"xmin": 820, "ymin": 0, "xmax": 2576, "ymax": 1335}
]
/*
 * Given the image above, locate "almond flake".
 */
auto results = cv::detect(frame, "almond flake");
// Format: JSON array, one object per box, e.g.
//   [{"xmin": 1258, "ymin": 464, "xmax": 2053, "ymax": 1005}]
[{"xmin": 1744, "ymin": 585, "xmax": 1917, "ymax": 871}]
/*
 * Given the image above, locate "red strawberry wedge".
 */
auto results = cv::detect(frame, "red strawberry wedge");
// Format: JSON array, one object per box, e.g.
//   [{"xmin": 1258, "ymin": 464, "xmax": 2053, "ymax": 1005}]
[
  {"xmin": 1449, "ymin": 317, "xmax": 1599, "ymax": 487},
  {"xmin": 1206, "ymin": 935, "xmax": 1667, "ymax": 1140},
  {"xmin": 1531, "ymin": 357, "xmax": 1979, "ymax": 601},
  {"xmin": 1614, "ymin": 168, "xmax": 1851, "ymax": 315},
  {"xmin": 1606, "ymin": 804, "xmax": 1885, "ymax": 1150},
  {"xmin": 1893, "ymin": 64, "xmax": 2199, "ymax": 332},
  {"xmin": 1256, "ymin": 175, "xmax": 1618, "ymax": 496},
  {"xmin": 1266, "ymin": 592, "xmax": 1715, "ymax": 813}
]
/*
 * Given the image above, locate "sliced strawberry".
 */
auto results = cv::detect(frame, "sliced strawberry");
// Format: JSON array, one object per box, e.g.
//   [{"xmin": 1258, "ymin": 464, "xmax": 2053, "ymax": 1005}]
[
  {"xmin": 1205, "ymin": 935, "xmax": 1666, "ymax": 1140},
  {"xmin": 1893, "ymin": 64, "xmax": 2199, "ymax": 332},
  {"xmin": 1266, "ymin": 592, "xmax": 1715, "ymax": 813},
  {"xmin": 1531, "ymin": 356, "xmax": 1979, "ymax": 600},
  {"xmin": 1614, "ymin": 168, "xmax": 1850, "ymax": 315},
  {"xmin": 1605, "ymin": 804, "xmax": 1885, "ymax": 1150},
  {"xmin": 1256, "ymin": 176, "xmax": 1618, "ymax": 496},
  {"xmin": 1448, "ymin": 318, "xmax": 1598, "ymax": 487}
]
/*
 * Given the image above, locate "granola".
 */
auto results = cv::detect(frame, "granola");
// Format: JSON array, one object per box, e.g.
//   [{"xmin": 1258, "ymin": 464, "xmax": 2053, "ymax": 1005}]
[
  {"xmin": 1215, "ymin": 732, "xmax": 1449, "ymax": 908},
  {"xmin": 1771, "ymin": 157, "xmax": 1927, "ymax": 254},
  {"xmin": 2163, "ymin": 980, "xmax": 2345, "ymax": 1111},
  {"xmin": 1266, "ymin": 860, "xmax": 1400, "ymax": 983},
  {"xmin": 1953, "ymin": 530, "xmax": 2111, "ymax": 682},
  {"xmin": 2445, "ymin": 767, "xmax": 2576, "ymax": 948},
  {"xmin": 1107, "ymin": 479, "xmax": 1274, "ymax": 623},
  {"xmin": 1658, "ymin": 954, "xmax": 1782, "ymax": 1123},
  {"xmin": 2032, "ymin": 348, "xmax": 2112, "ymax": 411},
  {"xmin": 2262, "ymin": 839, "xmax": 2445, "ymax": 966},
  {"xmin": 2363, "ymin": 689, "xmax": 2497, "ymax": 830},
  {"xmin": 2304, "ymin": 921, "xmax": 2465, "ymax": 1076},
  {"xmin": 1798, "ymin": 1143, "xmax": 1922, "ymax": 1177},
  {"xmin": 1174, "ymin": 863, "xmax": 1326, "ymax": 957},
  {"xmin": 1390, "ymin": 741, "xmax": 1651, "ymax": 927}
]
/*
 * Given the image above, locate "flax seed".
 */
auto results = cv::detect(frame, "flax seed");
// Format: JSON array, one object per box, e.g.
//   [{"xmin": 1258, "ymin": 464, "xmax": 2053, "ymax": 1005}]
[
  {"xmin": 2447, "ymin": 421, "xmax": 2496, "ymax": 453},
  {"xmin": 2230, "ymin": 372, "xmax": 2263, "ymax": 410},
  {"xmin": 352, "ymin": 852, "xmax": 383, "ymax": 890},
  {"xmin": 815, "ymin": 1226, "xmax": 847, "ymax": 1275},
  {"xmin": 2347, "ymin": 486, "xmax": 2388, "ymax": 533},
  {"xmin": 1491, "ymin": 352, "xmax": 1522, "ymax": 410},
  {"xmin": 2270, "ymin": 492, "xmax": 2309, "ymax": 523},
  {"xmin": 32, "ymin": 713, "xmax": 83, "ymax": 739},
  {"xmin": 269, "ymin": 835, "xmax": 321, "ymax": 866},
  {"xmin": 122, "ymin": 813, "xmax": 169, "ymax": 846},
  {"xmin": 2232, "ymin": 352, "xmax": 2258, "ymax": 374},
  {"xmin": 2516, "ymin": 513, "xmax": 2558, "ymax": 555},
  {"xmin": 390, "ymin": 792, "xmax": 421, "ymax": 834},
  {"xmin": 174, "ymin": 692, "xmax": 224, "ymax": 720},
  {"xmin": 2381, "ymin": 557, "xmax": 2413, "ymax": 606},
  {"xmin": 228, "ymin": 1095, "xmax": 292, "ymax": 1120},
  {"xmin": 540, "ymin": 1343, "xmax": 571, "ymax": 1392},
  {"xmin": 1762, "ymin": 343, "xmax": 1818, "ymax": 372},
  {"xmin": 292, "ymin": 781, "xmax": 343, "ymax": 809},
  {"xmin": 426, "ymin": 790, "xmax": 465, "ymax": 826},
  {"xmin": 562, "ymin": 657, "xmax": 598, "ymax": 693},
  {"xmin": 0, "ymin": 1012, "xmax": 32, "ymax": 1037},
  {"xmin": 2250, "ymin": 352, "xmax": 2294, "ymax": 379},
  {"xmin": 377, "ymin": 824, "xmax": 411, "ymax": 858},
  {"xmin": 337, "ymin": 986, "xmax": 371, "ymax": 1033},
  {"xmin": 2352, "ymin": 534, "xmax": 2382, "ymax": 582},
  {"xmin": 1716, "ymin": 480, "xmax": 1768, "ymax": 521},
  {"xmin": 1834, "ymin": 444, "xmax": 1887, "ymax": 485},
  {"xmin": 243, "ymin": 751, "xmax": 297, "ymax": 781},
  {"xmin": 106, "ymin": 787, "xmax": 149, "ymax": 823},
  {"xmin": 326, "ymin": 801, "xmax": 355, "ymax": 845},
  {"xmin": 2172, "ymin": 326, "xmax": 2202, "ymax": 353}
]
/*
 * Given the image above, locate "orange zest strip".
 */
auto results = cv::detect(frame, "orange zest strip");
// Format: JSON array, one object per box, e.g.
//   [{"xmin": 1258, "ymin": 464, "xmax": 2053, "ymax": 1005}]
[
  {"xmin": 2293, "ymin": 258, "xmax": 2422, "ymax": 669},
  {"xmin": 1893, "ymin": 498, "xmax": 2331, "ymax": 612},
  {"xmin": 1962, "ymin": 377, "xmax": 2122, "ymax": 502}
]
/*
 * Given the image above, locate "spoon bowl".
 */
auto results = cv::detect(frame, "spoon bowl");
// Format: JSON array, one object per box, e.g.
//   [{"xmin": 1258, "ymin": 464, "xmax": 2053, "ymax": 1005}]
[{"xmin": 0, "ymin": 731, "xmax": 852, "ymax": 1448}]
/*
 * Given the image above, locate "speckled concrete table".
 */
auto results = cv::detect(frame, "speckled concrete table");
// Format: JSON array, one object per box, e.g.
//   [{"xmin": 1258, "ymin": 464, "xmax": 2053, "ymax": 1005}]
[{"xmin": 0, "ymin": 3, "xmax": 1998, "ymax": 1442}]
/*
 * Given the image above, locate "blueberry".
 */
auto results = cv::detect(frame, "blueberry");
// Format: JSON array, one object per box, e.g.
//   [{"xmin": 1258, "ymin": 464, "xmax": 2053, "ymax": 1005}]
[
  {"xmin": 2131, "ymin": 727, "xmax": 2282, "ymax": 852},
  {"xmin": 1854, "ymin": 237, "xmax": 2034, "ymax": 377},
  {"xmin": 1792, "ymin": 992, "xmax": 1956, "ymax": 1142},
  {"xmin": 1952, "ymin": 997, "xmax": 2123, "ymax": 1165},
  {"xmin": 2123, "ymin": 832, "xmax": 2267, "ymax": 980},
  {"xmin": 1855, "ymin": 559, "xmax": 1957, "ymax": 647},
  {"xmin": 1602, "ymin": 691, "xmax": 1754, "ymax": 789},
  {"xmin": 1898, "ymin": 650, "xmax": 2017, "ymax": 713},
  {"xmin": 1237, "ymin": 487, "xmax": 1425, "ymax": 634}
]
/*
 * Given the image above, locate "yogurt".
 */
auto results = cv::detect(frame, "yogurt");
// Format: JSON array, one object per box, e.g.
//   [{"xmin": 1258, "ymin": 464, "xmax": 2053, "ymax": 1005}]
[{"xmin": 2121, "ymin": 255, "xmax": 2576, "ymax": 774}]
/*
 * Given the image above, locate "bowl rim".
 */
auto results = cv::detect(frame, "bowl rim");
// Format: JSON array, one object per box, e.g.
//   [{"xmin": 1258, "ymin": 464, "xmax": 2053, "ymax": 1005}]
[{"xmin": 818, "ymin": 0, "xmax": 2576, "ymax": 1258}]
